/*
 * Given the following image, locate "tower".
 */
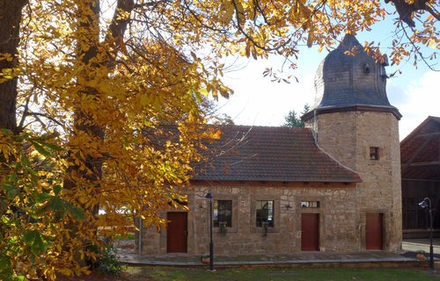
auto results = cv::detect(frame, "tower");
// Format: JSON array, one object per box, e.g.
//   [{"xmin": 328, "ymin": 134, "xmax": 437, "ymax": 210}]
[{"xmin": 303, "ymin": 34, "xmax": 402, "ymax": 251}]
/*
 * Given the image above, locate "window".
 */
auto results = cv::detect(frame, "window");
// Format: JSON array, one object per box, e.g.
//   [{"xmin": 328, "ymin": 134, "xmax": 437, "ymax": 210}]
[
  {"xmin": 363, "ymin": 63, "xmax": 371, "ymax": 74},
  {"xmin": 301, "ymin": 201, "xmax": 320, "ymax": 208},
  {"xmin": 370, "ymin": 147, "xmax": 379, "ymax": 160},
  {"xmin": 256, "ymin": 200, "xmax": 274, "ymax": 227},
  {"xmin": 214, "ymin": 200, "xmax": 232, "ymax": 227}
]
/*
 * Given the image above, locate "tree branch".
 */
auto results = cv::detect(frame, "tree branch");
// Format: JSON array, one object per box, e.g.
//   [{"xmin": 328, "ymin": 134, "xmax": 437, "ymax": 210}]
[
  {"xmin": 105, "ymin": 0, "xmax": 135, "ymax": 67},
  {"xmin": 27, "ymin": 112, "xmax": 66, "ymax": 128},
  {"xmin": 401, "ymin": 22, "xmax": 440, "ymax": 72},
  {"xmin": 425, "ymin": 4, "xmax": 440, "ymax": 22},
  {"xmin": 17, "ymin": 97, "xmax": 30, "ymax": 132}
]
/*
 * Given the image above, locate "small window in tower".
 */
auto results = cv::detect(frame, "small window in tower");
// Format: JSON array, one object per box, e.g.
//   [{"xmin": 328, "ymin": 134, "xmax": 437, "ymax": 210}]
[
  {"xmin": 363, "ymin": 63, "xmax": 371, "ymax": 74},
  {"xmin": 370, "ymin": 147, "xmax": 379, "ymax": 160}
]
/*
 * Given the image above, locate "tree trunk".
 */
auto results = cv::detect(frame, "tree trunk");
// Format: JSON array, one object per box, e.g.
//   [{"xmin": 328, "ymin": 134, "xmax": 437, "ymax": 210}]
[
  {"xmin": 0, "ymin": 0, "xmax": 28, "ymax": 133},
  {"xmin": 62, "ymin": 0, "xmax": 133, "ymax": 268},
  {"xmin": 63, "ymin": 0, "xmax": 134, "ymax": 211},
  {"xmin": 61, "ymin": 0, "xmax": 103, "ymax": 212}
]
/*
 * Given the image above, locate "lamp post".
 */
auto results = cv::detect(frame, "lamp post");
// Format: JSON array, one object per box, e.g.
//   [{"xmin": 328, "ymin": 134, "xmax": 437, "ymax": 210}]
[
  {"xmin": 419, "ymin": 197, "xmax": 434, "ymax": 269},
  {"xmin": 205, "ymin": 192, "xmax": 214, "ymax": 271}
]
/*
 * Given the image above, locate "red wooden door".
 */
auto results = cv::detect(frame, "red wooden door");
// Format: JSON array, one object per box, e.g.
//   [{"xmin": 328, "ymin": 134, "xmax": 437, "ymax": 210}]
[
  {"xmin": 167, "ymin": 212, "xmax": 187, "ymax": 253},
  {"xmin": 366, "ymin": 213, "xmax": 383, "ymax": 250},
  {"xmin": 301, "ymin": 213, "xmax": 319, "ymax": 251}
]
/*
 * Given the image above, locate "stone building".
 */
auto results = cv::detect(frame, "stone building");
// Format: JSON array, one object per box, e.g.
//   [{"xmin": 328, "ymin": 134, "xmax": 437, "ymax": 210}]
[
  {"xmin": 401, "ymin": 116, "xmax": 440, "ymax": 238},
  {"xmin": 136, "ymin": 34, "xmax": 403, "ymax": 255}
]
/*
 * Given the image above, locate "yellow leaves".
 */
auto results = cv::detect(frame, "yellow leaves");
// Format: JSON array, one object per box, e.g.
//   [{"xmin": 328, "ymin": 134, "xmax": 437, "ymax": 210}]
[
  {"xmin": 298, "ymin": 1, "xmax": 312, "ymax": 26},
  {"xmin": 116, "ymin": 9, "xmax": 132, "ymax": 21},
  {"xmin": 212, "ymin": 129, "xmax": 222, "ymax": 139},
  {"xmin": 220, "ymin": 0, "xmax": 235, "ymax": 25},
  {"xmin": 0, "ymin": 52, "xmax": 14, "ymax": 62},
  {"xmin": 140, "ymin": 95, "xmax": 150, "ymax": 106},
  {"xmin": 0, "ymin": 67, "xmax": 18, "ymax": 83},
  {"xmin": 219, "ymin": 84, "xmax": 232, "ymax": 98},
  {"xmin": 0, "ymin": 142, "xmax": 12, "ymax": 163},
  {"xmin": 199, "ymin": 88, "xmax": 209, "ymax": 97},
  {"xmin": 428, "ymin": 39, "xmax": 437, "ymax": 49},
  {"xmin": 239, "ymin": 0, "xmax": 249, "ymax": 10},
  {"xmin": 245, "ymin": 42, "xmax": 251, "ymax": 58}
]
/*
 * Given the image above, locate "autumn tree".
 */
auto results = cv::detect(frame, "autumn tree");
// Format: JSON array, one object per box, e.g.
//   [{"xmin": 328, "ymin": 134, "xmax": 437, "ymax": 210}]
[{"xmin": 1, "ymin": 0, "xmax": 440, "ymax": 280}]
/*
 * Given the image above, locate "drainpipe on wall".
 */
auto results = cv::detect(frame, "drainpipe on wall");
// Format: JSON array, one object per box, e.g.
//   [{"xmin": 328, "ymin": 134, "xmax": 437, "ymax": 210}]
[
  {"xmin": 138, "ymin": 217, "xmax": 143, "ymax": 255},
  {"xmin": 313, "ymin": 109, "xmax": 318, "ymax": 142}
]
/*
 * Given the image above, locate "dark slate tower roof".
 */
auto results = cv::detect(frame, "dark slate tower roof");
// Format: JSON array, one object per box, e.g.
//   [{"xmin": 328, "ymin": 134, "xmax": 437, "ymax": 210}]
[{"xmin": 302, "ymin": 34, "xmax": 401, "ymax": 121}]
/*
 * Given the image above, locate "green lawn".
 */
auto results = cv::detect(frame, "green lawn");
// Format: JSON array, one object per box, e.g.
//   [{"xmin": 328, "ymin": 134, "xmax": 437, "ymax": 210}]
[{"xmin": 123, "ymin": 266, "xmax": 440, "ymax": 281}]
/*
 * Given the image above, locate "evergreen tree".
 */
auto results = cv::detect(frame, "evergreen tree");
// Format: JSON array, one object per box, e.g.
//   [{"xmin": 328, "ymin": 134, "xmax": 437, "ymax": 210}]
[{"xmin": 283, "ymin": 104, "xmax": 310, "ymax": 128}]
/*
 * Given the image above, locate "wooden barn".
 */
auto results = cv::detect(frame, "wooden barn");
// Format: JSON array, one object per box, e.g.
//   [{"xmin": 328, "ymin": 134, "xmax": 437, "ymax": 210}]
[{"xmin": 401, "ymin": 116, "xmax": 440, "ymax": 238}]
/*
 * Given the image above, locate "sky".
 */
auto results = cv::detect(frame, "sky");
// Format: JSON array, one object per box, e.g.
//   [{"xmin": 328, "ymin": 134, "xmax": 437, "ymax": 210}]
[{"xmin": 214, "ymin": 16, "xmax": 440, "ymax": 140}]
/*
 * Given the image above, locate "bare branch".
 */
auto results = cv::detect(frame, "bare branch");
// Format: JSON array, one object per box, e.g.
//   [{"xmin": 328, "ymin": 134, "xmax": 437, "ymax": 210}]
[
  {"xmin": 27, "ymin": 112, "xmax": 65, "ymax": 128},
  {"xmin": 425, "ymin": 4, "xmax": 440, "ymax": 22},
  {"xmin": 183, "ymin": 0, "xmax": 229, "ymax": 35},
  {"xmin": 401, "ymin": 22, "xmax": 440, "ymax": 72},
  {"xmin": 231, "ymin": 0, "xmax": 275, "ymax": 52},
  {"xmin": 17, "ymin": 97, "xmax": 31, "ymax": 132}
]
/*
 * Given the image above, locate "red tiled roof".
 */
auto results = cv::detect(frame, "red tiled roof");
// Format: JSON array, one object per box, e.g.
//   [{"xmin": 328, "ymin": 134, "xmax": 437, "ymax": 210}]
[{"xmin": 192, "ymin": 126, "xmax": 361, "ymax": 183}]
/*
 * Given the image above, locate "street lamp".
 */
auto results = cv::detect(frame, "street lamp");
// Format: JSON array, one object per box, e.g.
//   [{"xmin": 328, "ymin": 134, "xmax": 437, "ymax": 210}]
[
  {"xmin": 205, "ymin": 192, "xmax": 214, "ymax": 271},
  {"xmin": 419, "ymin": 197, "xmax": 434, "ymax": 269}
]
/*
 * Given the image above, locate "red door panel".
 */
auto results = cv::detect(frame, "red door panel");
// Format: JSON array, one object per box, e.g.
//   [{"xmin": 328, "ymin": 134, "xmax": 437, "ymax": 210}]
[
  {"xmin": 167, "ymin": 212, "xmax": 187, "ymax": 253},
  {"xmin": 366, "ymin": 213, "xmax": 383, "ymax": 250},
  {"xmin": 301, "ymin": 213, "xmax": 319, "ymax": 251}
]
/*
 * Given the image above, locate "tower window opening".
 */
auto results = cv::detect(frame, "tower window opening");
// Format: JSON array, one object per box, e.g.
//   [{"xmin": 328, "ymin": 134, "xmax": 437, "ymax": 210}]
[
  {"xmin": 370, "ymin": 147, "xmax": 380, "ymax": 160},
  {"xmin": 363, "ymin": 63, "xmax": 371, "ymax": 74}
]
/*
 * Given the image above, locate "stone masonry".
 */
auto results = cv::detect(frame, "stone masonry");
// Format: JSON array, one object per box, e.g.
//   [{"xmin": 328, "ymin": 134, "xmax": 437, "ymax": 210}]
[
  {"xmin": 305, "ymin": 111, "xmax": 402, "ymax": 252},
  {"xmin": 138, "ymin": 182, "xmax": 359, "ymax": 255}
]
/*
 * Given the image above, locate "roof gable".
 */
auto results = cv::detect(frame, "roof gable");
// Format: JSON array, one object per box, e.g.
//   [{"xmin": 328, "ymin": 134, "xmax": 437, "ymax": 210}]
[{"xmin": 401, "ymin": 116, "xmax": 440, "ymax": 180}]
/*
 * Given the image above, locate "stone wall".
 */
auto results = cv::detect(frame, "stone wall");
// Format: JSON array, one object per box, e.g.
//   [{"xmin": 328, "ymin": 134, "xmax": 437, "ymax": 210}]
[
  {"xmin": 137, "ymin": 182, "xmax": 359, "ymax": 256},
  {"xmin": 306, "ymin": 111, "xmax": 402, "ymax": 251}
]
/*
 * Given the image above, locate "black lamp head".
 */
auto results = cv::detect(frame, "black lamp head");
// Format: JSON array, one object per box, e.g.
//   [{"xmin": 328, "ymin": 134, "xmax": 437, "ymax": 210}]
[
  {"xmin": 205, "ymin": 192, "xmax": 213, "ymax": 199},
  {"xmin": 419, "ymin": 199, "xmax": 429, "ymax": 209}
]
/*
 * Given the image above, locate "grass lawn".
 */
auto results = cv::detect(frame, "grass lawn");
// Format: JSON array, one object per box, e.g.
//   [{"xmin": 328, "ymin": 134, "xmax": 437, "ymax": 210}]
[{"xmin": 111, "ymin": 266, "xmax": 440, "ymax": 281}]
